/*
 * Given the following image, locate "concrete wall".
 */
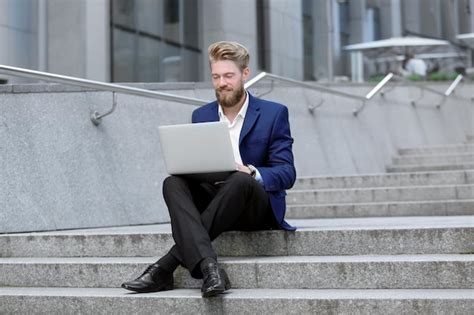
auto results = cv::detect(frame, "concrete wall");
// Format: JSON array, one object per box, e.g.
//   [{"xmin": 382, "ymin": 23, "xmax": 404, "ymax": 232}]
[{"xmin": 0, "ymin": 82, "xmax": 472, "ymax": 233}]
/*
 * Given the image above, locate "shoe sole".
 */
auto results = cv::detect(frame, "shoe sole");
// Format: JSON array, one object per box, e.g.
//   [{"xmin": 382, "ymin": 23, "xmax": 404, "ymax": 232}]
[
  {"xmin": 121, "ymin": 283, "xmax": 173, "ymax": 293},
  {"xmin": 202, "ymin": 287, "xmax": 225, "ymax": 298}
]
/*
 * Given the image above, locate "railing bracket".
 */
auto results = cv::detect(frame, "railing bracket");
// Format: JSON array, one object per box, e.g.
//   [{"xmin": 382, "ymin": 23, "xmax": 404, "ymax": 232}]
[
  {"xmin": 91, "ymin": 92, "xmax": 118, "ymax": 126},
  {"xmin": 353, "ymin": 100, "xmax": 366, "ymax": 117}
]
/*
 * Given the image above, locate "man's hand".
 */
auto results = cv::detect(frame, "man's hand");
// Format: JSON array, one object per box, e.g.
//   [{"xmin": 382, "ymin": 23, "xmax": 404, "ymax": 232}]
[{"xmin": 236, "ymin": 163, "xmax": 251, "ymax": 174}]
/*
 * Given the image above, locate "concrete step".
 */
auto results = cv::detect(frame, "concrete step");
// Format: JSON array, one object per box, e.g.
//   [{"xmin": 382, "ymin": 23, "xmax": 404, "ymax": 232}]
[
  {"xmin": 2, "ymin": 216, "xmax": 472, "ymax": 257},
  {"xmin": 398, "ymin": 144, "xmax": 474, "ymax": 155},
  {"xmin": 293, "ymin": 170, "xmax": 474, "ymax": 190},
  {"xmin": 1, "ymin": 254, "xmax": 472, "ymax": 289},
  {"xmin": 387, "ymin": 162, "xmax": 474, "ymax": 172},
  {"xmin": 287, "ymin": 184, "xmax": 474, "ymax": 205},
  {"xmin": 392, "ymin": 153, "xmax": 474, "ymax": 166},
  {"xmin": 286, "ymin": 199, "xmax": 474, "ymax": 218},
  {"xmin": 1, "ymin": 287, "xmax": 472, "ymax": 315}
]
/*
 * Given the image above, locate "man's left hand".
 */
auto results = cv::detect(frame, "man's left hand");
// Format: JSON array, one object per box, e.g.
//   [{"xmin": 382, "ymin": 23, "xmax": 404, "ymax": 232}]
[{"xmin": 236, "ymin": 163, "xmax": 251, "ymax": 174}]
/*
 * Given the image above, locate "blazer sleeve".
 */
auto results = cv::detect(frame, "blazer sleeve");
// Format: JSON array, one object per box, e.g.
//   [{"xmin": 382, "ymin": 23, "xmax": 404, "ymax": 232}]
[{"xmin": 257, "ymin": 106, "xmax": 296, "ymax": 192}]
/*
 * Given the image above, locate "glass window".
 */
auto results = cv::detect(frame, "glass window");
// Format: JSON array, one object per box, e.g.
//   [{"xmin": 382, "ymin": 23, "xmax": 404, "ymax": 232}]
[
  {"xmin": 164, "ymin": 0, "xmax": 180, "ymax": 42},
  {"xmin": 137, "ymin": 36, "xmax": 160, "ymax": 82},
  {"xmin": 112, "ymin": 0, "xmax": 135, "ymax": 29},
  {"xmin": 160, "ymin": 43, "xmax": 181, "ymax": 82},
  {"xmin": 183, "ymin": 0, "xmax": 199, "ymax": 48},
  {"xmin": 136, "ymin": 0, "xmax": 162, "ymax": 36},
  {"xmin": 181, "ymin": 48, "xmax": 200, "ymax": 82},
  {"xmin": 110, "ymin": 0, "xmax": 201, "ymax": 83},
  {"xmin": 112, "ymin": 28, "xmax": 136, "ymax": 82}
]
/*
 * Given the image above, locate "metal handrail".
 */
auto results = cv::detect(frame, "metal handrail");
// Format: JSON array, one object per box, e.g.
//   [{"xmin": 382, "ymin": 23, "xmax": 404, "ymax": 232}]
[
  {"xmin": 388, "ymin": 74, "xmax": 464, "ymax": 108},
  {"xmin": 244, "ymin": 72, "xmax": 394, "ymax": 116},
  {"xmin": 0, "ymin": 65, "xmax": 208, "ymax": 125}
]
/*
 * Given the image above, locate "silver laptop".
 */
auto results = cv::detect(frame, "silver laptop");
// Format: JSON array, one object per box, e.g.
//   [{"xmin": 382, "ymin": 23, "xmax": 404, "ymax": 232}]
[{"xmin": 158, "ymin": 121, "xmax": 236, "ymax": 176}]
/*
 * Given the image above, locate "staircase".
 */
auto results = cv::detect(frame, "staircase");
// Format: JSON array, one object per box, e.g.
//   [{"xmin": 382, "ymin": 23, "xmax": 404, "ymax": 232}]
[{"xmin": 1, "ymin": 141, "xmax": 473, "ymax": 314}]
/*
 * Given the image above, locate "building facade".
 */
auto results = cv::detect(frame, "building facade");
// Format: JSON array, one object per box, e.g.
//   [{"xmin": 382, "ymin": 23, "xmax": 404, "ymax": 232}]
[{"xmin": 1, "ymin": 0, "xmax": 473, "ymax": 83}]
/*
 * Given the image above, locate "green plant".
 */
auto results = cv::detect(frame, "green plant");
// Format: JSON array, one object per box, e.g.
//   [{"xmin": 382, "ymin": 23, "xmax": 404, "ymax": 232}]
[
  {"xmin": 407, "ymin": 74, "xmax": 423, "ymax": 81},
  {"xmin": 427, "ymin": 71, "xmax": 461, "ymax": 81},
  {"xmin": 367, "ymin": 74, "xmax": 386, "ymax": 82},
  {"xmin": 445, "ymin": 72, "xmax": 460, "ymax": 80},
  {"xmin": 427, "ymin": 72, "xmax": 445, "ymax": 81}
]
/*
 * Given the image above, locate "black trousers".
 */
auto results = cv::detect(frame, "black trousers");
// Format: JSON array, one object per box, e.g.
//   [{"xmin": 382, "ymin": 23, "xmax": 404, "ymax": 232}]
[{"xmin": 160, "ymin": 172, "xmax": 278, "ymax": 278}]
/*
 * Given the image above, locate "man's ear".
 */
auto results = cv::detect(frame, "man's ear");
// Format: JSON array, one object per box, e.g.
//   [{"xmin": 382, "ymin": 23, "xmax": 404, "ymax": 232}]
[{"xmin": 242, "ymin": 67, "xmax": 250, "ymax": 81}]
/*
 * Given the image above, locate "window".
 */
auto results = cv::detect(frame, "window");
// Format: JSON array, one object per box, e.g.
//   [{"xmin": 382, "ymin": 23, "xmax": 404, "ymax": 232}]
[{"xmin": 110, "ymin": 0, "xmax": 201, "ymax": 82}]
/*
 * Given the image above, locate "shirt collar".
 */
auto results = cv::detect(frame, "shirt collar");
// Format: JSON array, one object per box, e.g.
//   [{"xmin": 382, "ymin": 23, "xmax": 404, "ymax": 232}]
[{"xmin": 218, "ymin": 90, "xmax": 249, "ymax": 120}]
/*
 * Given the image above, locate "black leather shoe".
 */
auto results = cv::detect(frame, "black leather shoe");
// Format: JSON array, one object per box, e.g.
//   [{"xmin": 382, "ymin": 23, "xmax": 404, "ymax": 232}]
[
  {"xmin": 201, "ymin": 262, "xmax": 231, "ymax": 297},
  {"xmin": 121, "ymin": 263, "xmax": 174, "ymax": 293}
]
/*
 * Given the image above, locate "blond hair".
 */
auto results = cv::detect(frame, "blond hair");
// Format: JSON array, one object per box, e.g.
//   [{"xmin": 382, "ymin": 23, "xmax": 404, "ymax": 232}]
[{"xmin": 208, "ymin": 41, "xmax": 250, "ymax": 71}]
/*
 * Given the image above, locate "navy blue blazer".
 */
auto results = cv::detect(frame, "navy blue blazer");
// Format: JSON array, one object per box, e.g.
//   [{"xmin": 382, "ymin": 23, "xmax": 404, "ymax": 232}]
[{"xmin": 191, "ymin": 93, "xmax": 297, "ymax": 231}]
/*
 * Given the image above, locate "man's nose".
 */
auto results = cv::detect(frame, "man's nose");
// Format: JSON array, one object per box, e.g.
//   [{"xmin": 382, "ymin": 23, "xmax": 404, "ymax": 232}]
[{"xmin": 218, "ymin": 77, "xmax": 227, "ymax": 87}]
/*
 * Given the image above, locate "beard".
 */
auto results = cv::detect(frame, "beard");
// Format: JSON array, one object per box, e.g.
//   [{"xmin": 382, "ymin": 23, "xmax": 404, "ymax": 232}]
[{"xmin": 215, "ymin": 83, "xmax": 245, "ymax": 108}]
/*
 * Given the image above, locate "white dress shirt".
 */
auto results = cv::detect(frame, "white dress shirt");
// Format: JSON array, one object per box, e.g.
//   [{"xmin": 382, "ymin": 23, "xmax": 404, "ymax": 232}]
[
  {"xmin": 218, "ymin": 91, "xmax": 264, "ymax": 185},
  {"xmin": 405, "ymin": 58, "xmax": 427, "ymax": 76}
]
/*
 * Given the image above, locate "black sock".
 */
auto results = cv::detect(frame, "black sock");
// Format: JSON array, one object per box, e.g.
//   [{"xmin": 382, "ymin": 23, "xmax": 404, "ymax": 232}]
[{"xmin": 157, "ymin": 253, "xmax": 180, "ymax": 273}]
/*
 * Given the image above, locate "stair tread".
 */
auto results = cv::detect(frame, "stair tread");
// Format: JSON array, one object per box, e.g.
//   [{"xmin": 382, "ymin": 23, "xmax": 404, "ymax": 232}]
[
  {"xmin": 296, "ymin": 169, "xmax": 473, "ymax": 180},
  {"xmin": 1, "ymin": 254, "xmax": 472, "ymax": 264},
  {"xmin": 2, "ymin": 216, "xmax": 473, "ymax": 237},
  {"xmin": 287, "ymin": 199, "xmax": 474, "ymax": 207},
  {"xmin": 289, "ymin": 183, "xmax": 474, "ymax": 193},
  {"xmin": 395, "ymin": 152, "xmax": 474, "ymax": 158},
  {"xmin": 1, "ymin": 287, "xmax": 472, "ymax": 299}
]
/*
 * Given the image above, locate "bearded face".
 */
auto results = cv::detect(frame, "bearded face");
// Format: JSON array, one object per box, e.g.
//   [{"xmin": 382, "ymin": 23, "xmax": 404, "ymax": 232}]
[
  {"xmin": 215, "ymin": 80, "xmax": 245, "ymax": 108},
  {"xmin": 211, "ymin": 60, "xmax": 249, "ymax": 109}
]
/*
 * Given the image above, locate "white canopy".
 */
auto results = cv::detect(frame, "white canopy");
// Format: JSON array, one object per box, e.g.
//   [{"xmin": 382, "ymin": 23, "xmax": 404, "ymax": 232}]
[
  {"xmin": 344, "ymin": 36, "xmax": 449, "ymax": 51},
  {"xmin": 457, "ymin": 33, "xmax": 474, "ymax": 48},
  {"xmin": 457, "ymin": 33, "xmax": 474, "ymax": 40},
  {"xmin": 344, "ymin": 36, "xmax": 452, "ymax": 82}
]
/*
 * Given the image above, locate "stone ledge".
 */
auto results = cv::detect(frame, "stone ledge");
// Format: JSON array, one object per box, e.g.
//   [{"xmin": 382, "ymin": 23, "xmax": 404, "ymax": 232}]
[
  {"xmin": 1, "ymin": 216, "xmax": 472, "ymax": 257},
  {"xmin": 0, "ymin": 255, "xmax": 472, "ymax": 289},
  {"xmin": 294, "ymin": 169, "xmax": 474, "ymax": 189},
  {"xmin": 1, "ymin": 288, "xmax": 472, "ymax": 315}
]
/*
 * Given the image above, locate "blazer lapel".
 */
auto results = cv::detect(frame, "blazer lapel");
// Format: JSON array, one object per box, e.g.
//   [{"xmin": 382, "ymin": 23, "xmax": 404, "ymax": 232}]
[
  {"xmin": 208, "ymin": 103, "xmax": 220, "ymax": 122},
  {"xmin": 239, "ymin": 94, "xmax": 260, "ymax": 145}
]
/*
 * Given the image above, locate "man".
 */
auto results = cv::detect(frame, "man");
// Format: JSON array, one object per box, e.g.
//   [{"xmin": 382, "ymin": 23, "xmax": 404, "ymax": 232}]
[
  {"xmin": 122, "ymin": 41, "xmax": 296, "ymax": 297},
  {"xmin": 403, "ymin": 53, "xmax": 427, "ymax": 78}
]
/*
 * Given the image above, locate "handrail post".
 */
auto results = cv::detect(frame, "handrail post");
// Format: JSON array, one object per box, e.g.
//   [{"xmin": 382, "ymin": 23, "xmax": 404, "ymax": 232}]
[
  {"xmin": 91, "ymin": 92, "xmax": 117, "ymax": 126},
  {"xmin": 433, "ymin": 74, "xmax": 462, "ymax": 109},
  {"xmin": 444, "ymin": 74, "xmax": 463, "ymax": 96},
  {"xmin": 244, "ymin": 72, "xmax": 267, "ymax": 89},
  {"xmin": 353, "ymin": 72, "xmax": 393, "ymax": 116},
  {"xmin": 365, "ymin": 72, "xmax": 394, "ymax": 100}
]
